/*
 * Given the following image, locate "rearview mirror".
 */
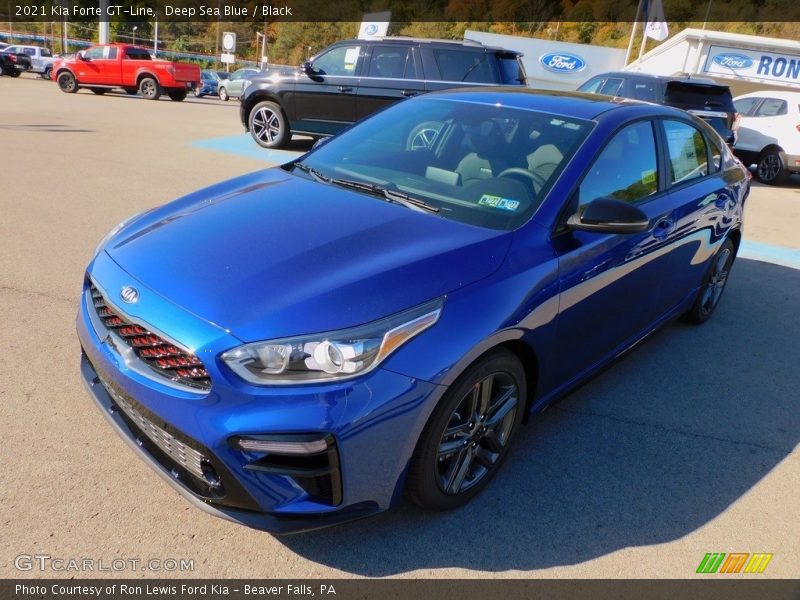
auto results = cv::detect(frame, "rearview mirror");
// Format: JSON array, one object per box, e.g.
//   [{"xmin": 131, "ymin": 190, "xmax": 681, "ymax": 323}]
[{"xmin": 567, "ymin": 197, "xmax": 650, "ymax": 234}]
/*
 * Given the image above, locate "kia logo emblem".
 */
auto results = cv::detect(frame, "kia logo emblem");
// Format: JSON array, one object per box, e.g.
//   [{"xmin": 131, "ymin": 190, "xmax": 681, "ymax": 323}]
[
  {"xmin": 540, "ymin": 52, "xmax": 586, "ymax": 73},
  {"xmin": 120, "ymin": 286, "xmax": 139, "ymax": 304}
]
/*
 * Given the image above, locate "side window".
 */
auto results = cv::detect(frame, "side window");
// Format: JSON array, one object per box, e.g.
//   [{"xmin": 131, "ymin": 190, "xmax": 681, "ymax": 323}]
[
  {"xmin": 42, "ymin": 48, "xmax": 52, "ymax": 57},
  {"xmin": 23, "ymin": 47, "xmax": 35, "ymax": 56},
  {"xmin": 433, "ymin": 49, "xmax": 494, "ymax": 83},
  {"xmin": 664, "ymin": 120, "xmax": 709, "ymax": 184},
  {"xmin": 578, "ymin": 121, "xmax": 659, "ymax": 206},
  {"xmin": 631, "ymin": 80, "xmax": 657, "ymax": 102},
  {"xmin": 84, "ymin": 47, "xmax": 105, "ymax": 60},
  {"xmin": 598, "ymin": 78, "xmax": 623, "ymax": 96},
  {"xmin": 105, "ymin": 47, "xmax": 117, "ymax": 59},
  {"xmin": 368, "ymin": 46, "xmax": 411, "ymax": 79},
  {"xmin": 733, "ymin": 97, "xmax": 760, "ymax": 116},
  {"xmin": 754, "ymin": 98, "xmax": 788, "ymax": 117},
  {"xmin": 312, "ymin": 45, "xmax": 361, "ymax": 76},
  {"xmin": 578, "ymin": 76, "xmax": 604, "ymax": 93}
]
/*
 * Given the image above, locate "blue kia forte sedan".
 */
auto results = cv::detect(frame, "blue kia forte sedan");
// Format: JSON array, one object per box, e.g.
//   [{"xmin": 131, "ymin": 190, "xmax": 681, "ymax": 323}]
[{"xmin": 78, "ymin": 89, "xmax": 749, "ymax": 532}]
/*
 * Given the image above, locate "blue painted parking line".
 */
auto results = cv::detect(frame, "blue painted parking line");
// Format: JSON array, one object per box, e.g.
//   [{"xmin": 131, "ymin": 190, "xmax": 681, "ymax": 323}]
[
  {"xmin": 739, "ymin": 239, "xmax": 800, "ymax": 270},
  {"xmin": 192, "ymin": 134, "xmax": 303, "ymax": 164}
]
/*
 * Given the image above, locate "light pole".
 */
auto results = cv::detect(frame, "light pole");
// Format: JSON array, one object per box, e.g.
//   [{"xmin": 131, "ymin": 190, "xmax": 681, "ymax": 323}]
[{"xmin": 132, "ymin": 26, "xmax": 138, "ymax": 46}]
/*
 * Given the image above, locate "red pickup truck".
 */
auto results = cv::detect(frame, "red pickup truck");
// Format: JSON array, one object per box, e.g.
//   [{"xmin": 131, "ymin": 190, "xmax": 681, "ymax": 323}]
[{"xmin": 52, "ymin": 44, "xmax": 200, "ymax": 101}]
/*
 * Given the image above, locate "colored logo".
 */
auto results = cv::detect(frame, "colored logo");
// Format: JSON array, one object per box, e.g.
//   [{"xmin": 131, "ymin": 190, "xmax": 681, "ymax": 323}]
[
  {"xmin": 540, "ymin": 52, "xmax": 586, "ymax": 74},
  {"xmin": 364, "ymin": 24, "xmax": 378, "ymax": 36},
  {"xmin": 712, "ymin": 53, "xmax": 754, "ymax": 69},
  {"xmin": 696, "ymin": 552, "xmax": 773, "ymax": 574},
  {"xmin": 120, "ymin": 286, "xmax": 139, "ymax": 304}
]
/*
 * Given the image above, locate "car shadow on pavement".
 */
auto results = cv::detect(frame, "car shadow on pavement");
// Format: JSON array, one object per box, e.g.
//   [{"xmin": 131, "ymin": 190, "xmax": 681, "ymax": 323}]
[{"xmin": 278, "ymin": 257, "xmax": 799, "ymax": 575}]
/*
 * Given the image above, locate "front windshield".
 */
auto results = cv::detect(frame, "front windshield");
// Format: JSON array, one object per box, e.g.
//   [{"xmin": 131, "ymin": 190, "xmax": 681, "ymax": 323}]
[{"xmin": 296, "ymin": 97, "xmax": 593, "ymax": 230}]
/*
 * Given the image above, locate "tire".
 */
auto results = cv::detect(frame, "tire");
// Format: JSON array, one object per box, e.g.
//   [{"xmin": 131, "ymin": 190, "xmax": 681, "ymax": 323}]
[
  {"xmin": 9, "ymin": 69, "xmax": 20, "ymax": 78},
  {"xmin": 248, "ymin": 101, "xmax": 290, "ymax": 149},
  {"xmin": 684, "ymin": 238, "xmax": 736, "ymax": 325},
  {"xmin": 219, "ymin": 86, "xmax": 229, "ymax": 101},
  {"xmin": 57, "ymin": 71, "xmax": 78, "ymax": 93},
  {"xmin": 138, "ymin": 76, "xmax": 160, "ymax": 100},
  {"xmin": 756, "ymin": 149, "xmax": 790, "ymax": 185},
  {"xmin": 90, "ymin": 88, "xmax": 107, "ymax": 95},
  {"xmin": 123, "ymin": 87, "xmax": 138, "ymax": 96},
  {"xmin": 42, "ymin": 66, "xmax": 52, "ymax": 80},
  {"xmin": 406, "ymin": 349, "xmax": 526, "ymax": 511},
  {"xmin": 167, "ymin": 88, "xmax": 187, "ymax": 102},
  {"xmin": 194, "ymin": 87, "xmax": 203, "ymax": 98}
]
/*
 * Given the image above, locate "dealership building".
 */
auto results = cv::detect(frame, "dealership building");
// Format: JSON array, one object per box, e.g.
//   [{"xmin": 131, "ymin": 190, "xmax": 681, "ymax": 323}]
[{"xmin": 466, "ymin": 28, "xmax": 800, "ymax": 96}]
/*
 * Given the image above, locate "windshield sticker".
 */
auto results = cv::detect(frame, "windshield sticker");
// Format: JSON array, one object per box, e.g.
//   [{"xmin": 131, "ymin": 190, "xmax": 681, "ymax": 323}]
[{"xmin": 479, "ymin": 194, "xmax": 521, "ymax": 211}]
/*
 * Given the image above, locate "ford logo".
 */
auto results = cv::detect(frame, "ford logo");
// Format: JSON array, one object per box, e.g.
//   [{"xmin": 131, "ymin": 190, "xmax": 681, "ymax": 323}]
[
  {"xmin": 712, "ymin": 53, "xmax": 753, "ymax": 69},
  {"xmin": 364, "ymin": 24, "xmax": 378, "ymax": 36},
  {"xmin": 120, "ymin": 286, "xmax": 139, "ymax": 304},
  {"xmin": 540, "ymin": 52, "xmax": 586, "ymax": 74}
]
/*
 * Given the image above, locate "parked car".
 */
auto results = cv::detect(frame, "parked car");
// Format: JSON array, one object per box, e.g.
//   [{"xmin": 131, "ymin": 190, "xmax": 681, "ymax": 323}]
[
  {"xmin": 78, "ymin": 89, "xmax": 748, "ymax": 532},
  {"xmin": 240, "ymin": 37, "xmax": 527, "ymax": 149},
  {"xmin": 1, "ymin": 44, "xmax": 56, "ymax": 79},
  {"xmin": 577, "ymin": 71, "xmax": 738, "ymax": 146},
  {"xmin": 195, "ymin": 69, "xmax": 226, "ymax": 97},
  {"xmin": 0, "ymin": 47, "xmax": 32, "ymax": 77},
  {"xmin": 52, "ymin": 44, "xmax": 200, "ymax": 101},
  {"xmin": 218, "ymin": 67, "xmax": 258, "ymax": 101},
  {"xmin": 732, "ymin": 91, "xmax": 800, "ymax": 185}
]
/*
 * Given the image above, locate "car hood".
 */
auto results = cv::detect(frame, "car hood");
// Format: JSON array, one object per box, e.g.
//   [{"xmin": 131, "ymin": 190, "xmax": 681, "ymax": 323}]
[{"xmin": 105, "ymin": 169, "xmax": 512, "ymax": 343}]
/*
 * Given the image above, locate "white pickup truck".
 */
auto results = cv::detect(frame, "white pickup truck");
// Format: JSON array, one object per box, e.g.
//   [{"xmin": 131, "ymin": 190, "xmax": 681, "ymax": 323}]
[{"xmin": 0, "ymin": 44, "xmax": 57, "ymax": 79}]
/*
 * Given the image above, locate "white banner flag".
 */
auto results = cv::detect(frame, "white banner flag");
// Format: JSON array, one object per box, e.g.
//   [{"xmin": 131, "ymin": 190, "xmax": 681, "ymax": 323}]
[{"xmin": 645, "ymin": 0, "xmax": 669, "ymax": 41}]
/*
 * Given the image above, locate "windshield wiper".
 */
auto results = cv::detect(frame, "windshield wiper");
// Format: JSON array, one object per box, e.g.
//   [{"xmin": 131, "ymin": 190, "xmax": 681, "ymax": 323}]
[
  {"xmin": 330, "ymin": 178, "xmax": 440, "ymax": 213},
  {"xmin": 293, "ymin": 161, "xmax": 330, "ymax": 183}
]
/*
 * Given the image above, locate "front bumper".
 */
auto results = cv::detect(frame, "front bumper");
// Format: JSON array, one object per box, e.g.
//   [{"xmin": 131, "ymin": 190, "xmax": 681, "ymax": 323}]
[{"xmin": 77, "ymin": 255, "xmax": 443, "ymax": 532}]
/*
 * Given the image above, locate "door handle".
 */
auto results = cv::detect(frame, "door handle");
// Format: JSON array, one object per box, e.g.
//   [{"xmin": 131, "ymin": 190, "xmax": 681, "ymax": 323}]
[
  {"xmin": 652, "ymin": 219, "xmax": 675, "ymax": 239},
  {"xmin": 402, "ymin": 90, "xmax": 419, "ymax": 97},
  {"xmin": 338, "ymin": 86, "xmax": 353, "ymax": 93}
]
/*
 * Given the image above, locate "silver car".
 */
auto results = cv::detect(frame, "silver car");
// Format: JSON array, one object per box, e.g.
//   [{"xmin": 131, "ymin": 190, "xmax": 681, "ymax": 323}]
[{"xmin": 218, "ymin": 68, "xmax": 259, "ymax": 101}]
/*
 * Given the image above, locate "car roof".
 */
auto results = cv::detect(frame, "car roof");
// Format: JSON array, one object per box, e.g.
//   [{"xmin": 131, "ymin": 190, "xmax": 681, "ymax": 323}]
[
  {"xmin": 735, "ymin": 90, "xmax": 800, "ymax": 100},
  {"xmin": 424, "ymin": 87, "xmax": 684, "ymax": 121},
  {"xmin": 334, "ymin": 36, "xmax": 520, "ymax": 55},
  {"xmin": 590, "ymin": 71, "xmax": 722, "ymax": 86}
]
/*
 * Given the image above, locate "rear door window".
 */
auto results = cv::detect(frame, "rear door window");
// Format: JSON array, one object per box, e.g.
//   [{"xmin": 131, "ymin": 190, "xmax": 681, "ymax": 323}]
[
  {"xmin": 663, "ymin": 120, "xmax": 709, "ymax": 184},
  {"xmin": 124, "ymin": 48, "xmax": 151, "ymax": 60},
  {"xmin": 631, "ymin": 80, "xmax": 658, "ymax": 102},
  {"xmin": 754, "ymin": 98, "xmax": 788, "ymax": 117},
  {"xmin": 498, "ymin": 55, "xmax": 525, "ymax": 84},
  {"xmin": 664, "ymin": 82, "xmax": 734, "ymax": 112},
  {"xmin": 367, "ymin": 46, "xmax": 414, "ymax": 79}
]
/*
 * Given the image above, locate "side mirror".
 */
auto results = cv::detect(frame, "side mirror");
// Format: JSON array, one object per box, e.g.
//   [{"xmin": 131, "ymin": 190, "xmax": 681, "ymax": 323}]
[
  {"xmin": 312, "ymin": 136, "xmax": 331, "ymax": 149},
  {"xmin": 567, "ymin": 197, "xmax": 650, "ymax": 234},
  {"xmin": 77, "ymin": 50, "xmax": 86, "ymax": 61},
  {"xmin": 301, "ymin": 61, "xmax": 315, "ymax": 74}
]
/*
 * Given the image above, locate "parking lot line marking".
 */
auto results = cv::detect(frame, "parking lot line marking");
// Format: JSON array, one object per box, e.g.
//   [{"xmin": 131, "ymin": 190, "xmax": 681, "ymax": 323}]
[
  {"xmin": 191, "ymin": 134, "xmax": 303, "ymax": 164},
  {"xmin": 739, "ymin": 239, "xmax": 800, "ymax": 270}
]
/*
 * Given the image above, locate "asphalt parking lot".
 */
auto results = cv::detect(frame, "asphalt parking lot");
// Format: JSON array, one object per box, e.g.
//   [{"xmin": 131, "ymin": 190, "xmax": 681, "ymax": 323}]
[{"xmin": 1, "ymin": 74, "xmax": 798, "ymax": 579}]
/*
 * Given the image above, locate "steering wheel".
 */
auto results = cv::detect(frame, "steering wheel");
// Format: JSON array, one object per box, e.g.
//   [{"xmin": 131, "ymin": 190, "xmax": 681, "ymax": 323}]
[{"xmin": 497, "ymin": 167, "xmax": 546, "ymax": 194}]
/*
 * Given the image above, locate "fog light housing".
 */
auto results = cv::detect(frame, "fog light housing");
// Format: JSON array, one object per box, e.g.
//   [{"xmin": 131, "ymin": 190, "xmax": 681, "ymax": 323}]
[{"xmin": 233, "ymin": 436, "xmax": 329, "ymax": 455}]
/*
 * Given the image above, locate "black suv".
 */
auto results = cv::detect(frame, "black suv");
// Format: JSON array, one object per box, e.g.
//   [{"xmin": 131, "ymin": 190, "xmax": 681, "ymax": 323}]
[
  {"xmin": 240, "ymin": 37, "xmax": 526, "ymax": 149},
  {"xmin": 577, "ymin": 72, "xmax": 737, "ymax": 145}
]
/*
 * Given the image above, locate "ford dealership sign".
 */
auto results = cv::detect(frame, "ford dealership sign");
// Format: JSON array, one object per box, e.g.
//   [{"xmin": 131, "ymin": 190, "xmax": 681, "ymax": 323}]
[
  {"xmin": 539, "ymin": 52, "xmax": 586, "ymax": 74},
  {"xmin": 704, "ymin": 44, "xmax": 800, "ymax": 84},
  {"xmin": 712, "ymin": 53, "xmax": 754, "ymax": 69}
]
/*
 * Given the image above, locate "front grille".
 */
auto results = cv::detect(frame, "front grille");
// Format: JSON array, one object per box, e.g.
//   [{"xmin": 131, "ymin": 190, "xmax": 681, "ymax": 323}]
[
  {"xmin": 101, "ymin": 372, "xmax": 209, "ymax": 481},
  {"xmin": 89, "ymin": 283, "xmax": 211, "ymax": 391}
]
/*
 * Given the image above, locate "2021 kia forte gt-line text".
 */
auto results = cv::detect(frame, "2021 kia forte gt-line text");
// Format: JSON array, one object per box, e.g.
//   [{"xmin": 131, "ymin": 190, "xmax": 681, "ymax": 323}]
[{"xmin": 78, "ymin": 89, "xmax": 749, "ymax": 533}]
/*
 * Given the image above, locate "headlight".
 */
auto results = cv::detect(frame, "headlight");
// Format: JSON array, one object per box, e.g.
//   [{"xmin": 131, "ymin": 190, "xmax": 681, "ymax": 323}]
[
  {"xmin": 222, "ymin": 298, "xmax": 443, "ymax": 385},
  {"xmin": 93, "ymin": 208, "xmax": 154, "ymax": 258}
]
